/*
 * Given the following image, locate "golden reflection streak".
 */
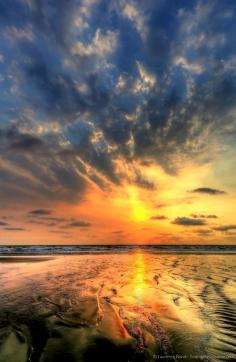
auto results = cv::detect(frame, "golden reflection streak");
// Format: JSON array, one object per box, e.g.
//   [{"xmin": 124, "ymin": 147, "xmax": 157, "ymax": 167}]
[{"xmin": 132, "ymin": 252, "xmax": 147, "ymax": 303}]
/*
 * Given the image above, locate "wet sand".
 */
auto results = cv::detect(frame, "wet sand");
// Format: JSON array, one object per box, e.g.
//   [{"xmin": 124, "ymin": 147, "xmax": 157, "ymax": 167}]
[
  {"xmin": 0, "ymin": 252, "xmax": 235, "ymax": 361},
  {"xmin": 0, "ymin": 257, "xmax": 53, "ymax": 263}
]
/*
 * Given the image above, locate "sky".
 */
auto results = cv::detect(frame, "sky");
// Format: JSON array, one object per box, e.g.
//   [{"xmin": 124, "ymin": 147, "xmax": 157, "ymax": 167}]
[{"xmin": 0, "ymin": 0, "xmax": 236, "ymax": 245}]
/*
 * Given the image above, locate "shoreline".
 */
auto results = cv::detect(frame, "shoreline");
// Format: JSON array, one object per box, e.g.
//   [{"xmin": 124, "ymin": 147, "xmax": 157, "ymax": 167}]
[{"xmin": 0, "ymin": 245, "xmax": 236, "ymax": 256}]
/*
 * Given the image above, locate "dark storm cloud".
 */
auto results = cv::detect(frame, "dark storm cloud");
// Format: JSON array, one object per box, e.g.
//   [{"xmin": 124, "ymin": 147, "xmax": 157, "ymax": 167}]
[
  {"xmin": 21, "ymin": 51, "xmax": 88, "ymax": 118},
  {"xmin": 10, "ymin": 136, "xmax": 44, "ymax": 151},
  {"xmin": 172, "ymin": 217, "xmax": 207, "ymax": 226},
  {"xmin": 0, "ymin": 128, "xmax": 88, "ymax": 204},
  {"xmin": 1, "ymin": 0, "xmax": 236, "ymax": 204},
  {"xmin": 101, "ymin": 117, "xmax": 132, "ymax": 145},
  {"xmin": 214, "ymin": 225, "xmax": 236, "ymax": 232},
  {"xmin": 0, "ymin": 125, "xmax": 45, "ymax": 152},
  {"xmin": 191, "ymin": 188, "xmax": 226, "ymax": 195}
]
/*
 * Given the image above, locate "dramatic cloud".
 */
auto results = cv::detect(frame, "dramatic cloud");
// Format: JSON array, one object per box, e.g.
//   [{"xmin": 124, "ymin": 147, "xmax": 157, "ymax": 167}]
[
  {"xmin": 191, "ymin": 188, "xmax": 226, "ymax": 195},
  {"xmin": 72, "ymin": 29, "xmax": 118, "ymax": 58},
  {"xmin": 172, "ymin": 217, "xmax": 207, "ymax": 226},
  {"xmin": 0, "ymin": 0, "xmax": 235, "ymax": 244},
  {"xmin": 134, "ymin": 171, "xmax": 156, "ymax": 190},
  {"xmin": 0, "ymin": 125, "xmax": 45, "ymax": 152},
  {"xmin": 0, "ymin": 0, "xmax": 235, "ymax": 207}
]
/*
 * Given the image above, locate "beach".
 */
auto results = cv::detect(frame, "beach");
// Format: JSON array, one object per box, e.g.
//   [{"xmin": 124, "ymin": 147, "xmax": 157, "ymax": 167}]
[{"xmin": 0, "ymin": 250, "xmax": 235, "ymax": 361}]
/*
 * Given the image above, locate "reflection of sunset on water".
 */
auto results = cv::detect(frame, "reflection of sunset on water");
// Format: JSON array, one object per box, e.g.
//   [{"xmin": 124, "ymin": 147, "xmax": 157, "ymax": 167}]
[
  {"xmin": 133, "ymin": 253, "xmax": 145, "ymax": 301},
  {"xmin": 132, "ymin": 252, "xmax": 148, "ymax": 303}
]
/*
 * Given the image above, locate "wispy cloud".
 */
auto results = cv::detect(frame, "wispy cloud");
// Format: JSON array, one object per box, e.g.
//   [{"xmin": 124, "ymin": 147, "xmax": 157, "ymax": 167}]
[
  {"xmin": 65, "ymin": 220, "xmax": 92, "ymax": 228},
  {"xmin": 214, "ymin": 225, "xmax": 236, "ymax": 232},
  {"xmin": 190, "ymin": 214, "xmax": 217, "ymax": 219},
  {"xmin": 191, "ymin": 188, "xmax": 226, "ymax": 195},
  {"xmin": 0, "ymin": 221, "xmax": 9, "ymax": 226},
  {"xmin": 150, "ymin": 215, "xmax": 168, "ymax": 220},
  {"xmin": 29, "ymin": 209, "xmax": 52, "ymax": 216},
  {"xmin": 172, "ymin": 217, "xmax": 207, "ymax": 226}
]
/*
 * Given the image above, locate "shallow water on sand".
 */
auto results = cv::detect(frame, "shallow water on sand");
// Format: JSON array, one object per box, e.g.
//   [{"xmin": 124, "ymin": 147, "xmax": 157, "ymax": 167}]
[{"xmin": 0, "ymin": 253, "xmax": 235, "ymax": 362}]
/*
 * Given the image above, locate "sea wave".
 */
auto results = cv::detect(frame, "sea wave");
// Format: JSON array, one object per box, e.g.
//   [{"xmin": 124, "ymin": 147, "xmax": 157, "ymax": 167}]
[{"xmin": 0, "ymin": 244, "xmax": 235, "ymax": 255}]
